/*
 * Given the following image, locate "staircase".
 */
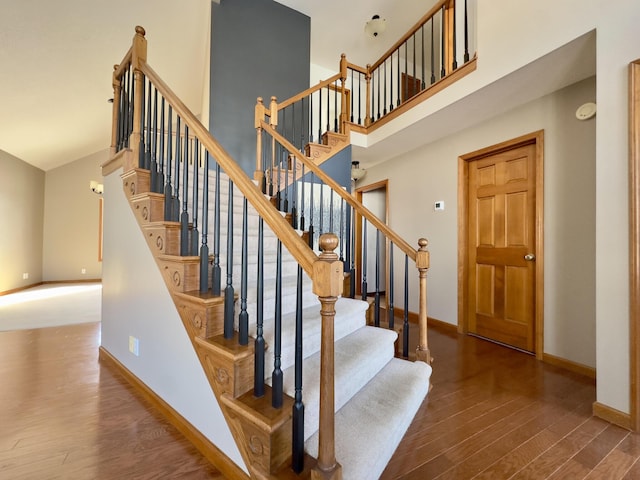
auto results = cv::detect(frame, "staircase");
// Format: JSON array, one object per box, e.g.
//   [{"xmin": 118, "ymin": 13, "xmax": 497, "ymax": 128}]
[{"xmin": 104, "ymin": 27, "xmax": 433, "ymax": 480}]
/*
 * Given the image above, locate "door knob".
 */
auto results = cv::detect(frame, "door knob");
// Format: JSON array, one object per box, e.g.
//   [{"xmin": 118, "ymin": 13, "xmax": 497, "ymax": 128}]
[{"xmin": 524, "ymin": 254, "xmax": 536, "ymax": 261}]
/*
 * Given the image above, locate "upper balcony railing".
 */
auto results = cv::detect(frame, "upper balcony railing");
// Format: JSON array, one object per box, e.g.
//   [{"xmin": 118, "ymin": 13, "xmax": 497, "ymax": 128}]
[{"xmin": 261, "ymin": 0, "xmax": 476, "ymax": 154}]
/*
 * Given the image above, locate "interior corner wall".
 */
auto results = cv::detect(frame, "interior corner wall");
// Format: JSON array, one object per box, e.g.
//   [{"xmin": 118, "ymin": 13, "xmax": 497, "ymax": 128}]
[
  {"xmin": 42, "ymin": 149, "xmax": 106, "ymax": 281},
  {"xmin": 0, "ymin": 151, "xmax": 44, "ymax": 293},
  {"xmin": 364, "ymin": 77, "xmax": 596, "ymax": 369},
  {"xmin": 209, "ymin": 0, "xmax": 310, "ymax": 175}
]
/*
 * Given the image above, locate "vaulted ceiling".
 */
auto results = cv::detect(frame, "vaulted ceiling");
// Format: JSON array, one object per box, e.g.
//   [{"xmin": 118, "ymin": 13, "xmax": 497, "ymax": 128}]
[{"xmin": 0, "ymin": 0, "xmax": 431, "ymax": 172}]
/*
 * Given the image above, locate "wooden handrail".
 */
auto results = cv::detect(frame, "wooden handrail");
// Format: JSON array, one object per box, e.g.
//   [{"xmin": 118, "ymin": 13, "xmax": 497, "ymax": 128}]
[
  {"xmin": 369, "ymin": 0, "xmax": 450, "ymax": 71},
  {"xmin": 140, "ymin": 62, "xmax": 318, "ymax": 277},
  {"xmin": 276, "ymin": 73, "xmax": 342, "ymax": 111},
  {"xmin": 113, "ymin": 48, "xmax": 133, "ymax": 80},
  {"xmin": 260, "ymin": 120, "xmax": 417, "ymax": 263}
]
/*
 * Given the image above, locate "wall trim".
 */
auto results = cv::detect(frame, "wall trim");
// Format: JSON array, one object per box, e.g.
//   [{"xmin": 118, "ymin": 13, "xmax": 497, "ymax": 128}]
[
  {"xmin": 0, "ymin": 282, "xmax": 44, "ymax": 296},
  {"xmin": 542, "ymin": 353, "xmax": 596, "ymax": 380},
  {"xmin": 390, "ymin": 307, "xmax": 458, "ymax": 334},
  {"xmin": 98, "ymin": 347, "xmax": 249, "ymax": 480},
  {"xmin": 593, "ymin": 401, "xmax": 632, "ymax": 430}
]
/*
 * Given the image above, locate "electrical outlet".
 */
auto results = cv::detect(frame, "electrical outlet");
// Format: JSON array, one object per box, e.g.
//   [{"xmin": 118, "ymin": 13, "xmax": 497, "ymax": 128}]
[
  {"xmin": 128, "ymin": 336, "xmax": 140, "ymax": 356},
  {"xmin": 434, "ymin": 201, "xmax": 445, "ymax": 211},
  {"xmin": 81, "ymin": 268, "xmax": 86, "ymax": 274},
  {"xmin": 22, "ymin": 273, "xmax": 29, "ymax": 280}
]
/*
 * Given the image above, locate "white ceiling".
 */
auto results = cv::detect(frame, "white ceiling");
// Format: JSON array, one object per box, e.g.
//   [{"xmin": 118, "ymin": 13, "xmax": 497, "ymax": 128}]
[
  {"xmin": 1, "ymin": 0, "xmax": 594, "ymax": 172},
  {"xmin": 0, "ymin": 0, "xmax": 434, "ymax": 171}
]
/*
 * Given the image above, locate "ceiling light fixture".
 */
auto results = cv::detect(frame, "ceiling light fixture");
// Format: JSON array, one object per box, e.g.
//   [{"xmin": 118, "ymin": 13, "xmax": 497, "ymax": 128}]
[{"xmin": 365, "ymin": 15, "xmax": 386, "ymax": 38}]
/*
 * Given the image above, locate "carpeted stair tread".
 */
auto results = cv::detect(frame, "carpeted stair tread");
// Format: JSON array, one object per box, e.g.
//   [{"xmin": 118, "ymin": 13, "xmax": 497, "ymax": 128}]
[
  {"xmin": 305, "ymin": 358, "xmax": 432, "ymax": 480},
  {"xmin": 261, "ymin": 297, "xmax": 369, "ymax": 374},
  {"xmin": 273, "ymin": 325, "xmax": 398, "ymax": 441}
]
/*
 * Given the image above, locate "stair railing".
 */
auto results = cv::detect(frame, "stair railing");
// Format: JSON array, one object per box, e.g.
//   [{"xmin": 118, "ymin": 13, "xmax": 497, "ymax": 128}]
[
  {"xmin": 111, "ymin": 26, "xmax": 351, "ymax": 478},
  {"xmin": 256, "ymin": 114, "xmax": 432, "ymax": 365}
]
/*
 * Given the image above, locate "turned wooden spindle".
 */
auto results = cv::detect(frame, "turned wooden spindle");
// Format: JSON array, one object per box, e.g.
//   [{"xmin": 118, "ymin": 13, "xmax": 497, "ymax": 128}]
[
  {"xmin": 311, "ymin": 233, "xmax": 343, "ymax": 480},
  {"xmin": 130, "ymin": 26, "xmax": 147, "ymax": 169},
  {"xmin": 415, "ymin": 238, "xmax": 432, "ymax": 365}
]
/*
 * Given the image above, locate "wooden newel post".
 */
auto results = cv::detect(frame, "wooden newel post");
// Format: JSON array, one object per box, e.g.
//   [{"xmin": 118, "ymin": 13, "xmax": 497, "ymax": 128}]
[
  {"xmin": 365, "ymin": 65, "xmax": 372, "ymax": 127},
  {"xmin": 415, "ymin": 238, "xmax": 432, "ymax": 365},
  {"xmin": 130, "ymin": 26, "xmax": 147, "ymax": 169},
  {"xmin": 311, "ymin": 234, "xmax": 343, "ymax": 480},
  {"xmin": 255, "ymin": 97, "xmax": 265, "ymax": 188}
]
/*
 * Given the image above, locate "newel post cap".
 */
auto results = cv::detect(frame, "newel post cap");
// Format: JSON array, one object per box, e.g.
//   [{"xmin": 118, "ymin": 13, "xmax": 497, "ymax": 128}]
[
  {"xmin": 415, "ymin": 238, "xmax": 430, "ymax": 270},
  {"xmin": 313, "ymin": 234, "xmax": 343, "ymax": 297}
]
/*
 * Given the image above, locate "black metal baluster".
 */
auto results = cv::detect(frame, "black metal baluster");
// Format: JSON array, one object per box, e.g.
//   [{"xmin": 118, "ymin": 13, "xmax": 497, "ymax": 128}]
[
  {"xmin": 319, "ymin": 182, "xmax": 324, "ymax": 235},
  {"xmin": 191, "ymin": 139, "xmax": 200, "ymax": 256},
  {"xmin": 118, "ymin": 68, "xmax": 125, "ymax": 151},
  {"xmin": 421, "ymin": 25, "xmax": 426, "ymax": 89},
  {"xmin": 212, "ymin": 162, "xmax": 222, "ymax": 295},
  {"xmin": 350, "ymin": 69, "xmax": 355, "ymax": 123},
  {"xmin": 157, "ymin": 97, "xmax": 165, "ymax": 193},
  {"xmin": 199, "ymin": 152, "xmax": 210, "ymax": 293},
  {"xmin": 292, "ymin": 263, "xmax": 304, "ymax": 473},
  {"xmin": 464, "ymin": 0, "xmax": 470, "ymax": 62},
  {"xmin": 311, "ymin": 89, "xmax": 316, "ymax": 144},
  {"xmin": 164, "ymin": 106, "xmax": 173, "ymax": 220},
  {"xmin": 334, "ymin": 80, "xmax": 338, "ymax": 132},
  {"xmin": 173, "ymin": 117, "xmax": 181, "ymax": 222},
  {"xmin": 358, "ymin": 72, "xmax": 362, "ymax": 125},
  {"xmin": 339, "ymin": 198, "xmax": 344, "ymax": 263},
  {"xmin": 441, "ymin": 6, "xmax": 447, "ymax": 78},
  {"xmin": 329, "ymin": 190, "xmax": 334, "ymax": 233},
  {"xmin": 431, "ymin": 19, "xmax": 436, "ymax": 84},
  {"xmin": 283, "ymin": 152, "xmax": 289, "ymax": 214},
  {"xmin": 292, "ymin": 155, "xmax": 298, "ymax": 229},
  {"xmin": 383, "ymin": 59, "xmax": 388, "ymax": 116},
  {"xmin": 180, "ymin": 125, "xmax": 189, "ymax": 256},
  {"xmin": 272, "ymin": 240, "xmax": 283, "ymax": 409},
  {"xmin": 452, "ymin": 0, "xmax": 458, "ymax": 70},
  {"xmin": 349, "ymin": 205, "xmax": 356, "ymax": 298},
  {"xmin": 403, "ymin": 254, "xmax": 409, "ymax": 358},
  {"xmin": 389, "ymin": 242, "xmax": 395, "ymax": 330},
  {"xmin": 370, "ymin": 69, "xmax": 375, "ymax": 123},
  {"xmin": 276, "ymin": 149, "xmax": 282, "ymax": 210},
  {"xmin": 362, "ymin": 219, "xmax": 368, "ymax": 301},
  {"xmin": 326, "ymin": 85, "xmax": 330, "ymax": 133},
  {"xmin": 300, "ymin": 164, "xmax": 306, "ymax": 231},
  {"xmin": 223, "ymin": 178, "xmax": 234, "ymax": 339},
  {"xmin": 144, "ymin": 79, "xmax": 152, "ymax": 170},
  {"xmin": 413, "ymin": 33, "xmax": 416, "ymax": 96},
  {"xmin": 128, "ymin": 65, "xmax": 134, "ymax": 145},
  {"xmin": 239, "ymin": 197, "xmax": 249, "ymax": 346},
  {"xmin": 308, "ymin": 173, "xmax": 315, "ymax": 248},
  {"xmin": 137, "ymin": 73, "xmax": 145, "ymax": 165},
  {"xmin": 397, "ymin": 47, "xmax": 401, "ymax": 107},
  {"xmin": 254, "ymin": 217, "xmax": 265, "ymax": 396},
  {"xmin": 390, "ymin": 54, "xmax": 394, "ymax": 112},
  {"xmin": 377, "ymin": 68, "xmax": 381, "ymax": 119},
  {"xmin": 404, "ymin": 42, "xmax": 408, "ymax": 104},
  {"xmin": 374, "ymin": 229, "xmax": 381, "ymax": 327},
  {"xmin": 318, "ymin": 89, "xmax": 322, "ymax": 143},
  {"xmin": 150, "ymin": 87, "xmax": 158, "ymax": 192}
]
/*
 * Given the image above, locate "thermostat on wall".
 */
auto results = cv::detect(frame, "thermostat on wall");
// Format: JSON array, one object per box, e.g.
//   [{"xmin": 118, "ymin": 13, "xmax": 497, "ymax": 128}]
[{"xmin": 434, "ymin": 201, "xmax": 445, "ymax": 211}]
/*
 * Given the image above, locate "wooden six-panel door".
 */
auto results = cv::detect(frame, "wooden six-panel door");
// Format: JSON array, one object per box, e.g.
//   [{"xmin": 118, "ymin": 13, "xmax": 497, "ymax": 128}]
[{"xmin": 467, "ymin": 143, "xmax": 537, "ymax": 352}]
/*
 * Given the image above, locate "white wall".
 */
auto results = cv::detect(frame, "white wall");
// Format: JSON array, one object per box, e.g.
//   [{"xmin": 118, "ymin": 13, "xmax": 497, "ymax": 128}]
[
  {"xmin": 353, "ymin": 0, "xmax": 638, "ymax": 417},
  {"xmin": 100, "ymin": 170, "xmax": 245, "ymax": 471},
  {"xmin": 366, "ymin": 77, "xmax": 596, "ymax": 368}
]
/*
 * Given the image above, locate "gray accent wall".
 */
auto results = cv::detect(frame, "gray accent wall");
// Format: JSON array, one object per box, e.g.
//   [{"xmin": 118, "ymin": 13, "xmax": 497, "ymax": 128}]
[{"xmin": 210, "ymin": 0, "xmax": 310, "ymax": 175}]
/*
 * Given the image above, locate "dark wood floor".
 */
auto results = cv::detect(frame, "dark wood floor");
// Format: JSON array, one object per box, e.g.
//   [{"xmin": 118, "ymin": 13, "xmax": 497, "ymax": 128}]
[
  {"xmin": 1, "ymin": 321, "xmax": 638, "ymax": 479},
  {"xmin": 0, "ymin": 323, "xmax": 224, "ymax": 479}
]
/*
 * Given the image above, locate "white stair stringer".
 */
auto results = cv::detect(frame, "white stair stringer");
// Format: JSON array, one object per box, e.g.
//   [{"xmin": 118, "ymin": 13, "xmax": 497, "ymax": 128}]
[{"xmin": 306, "ymin": 358, "xmax": 432, "ymax": 480}]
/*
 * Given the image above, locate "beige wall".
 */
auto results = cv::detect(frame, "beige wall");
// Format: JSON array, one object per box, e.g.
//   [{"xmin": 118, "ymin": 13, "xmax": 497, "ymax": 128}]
[
  {"xmin": 42, "ymin": 149, "xmax": 107, "ymax": 281},
  {"xmin": 364, "ymin": 77, "xmax": 596, "ymax": 368},
  {"xmin": 0, "ymin": 150, "xmax": 45, "ymax": 293}
]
